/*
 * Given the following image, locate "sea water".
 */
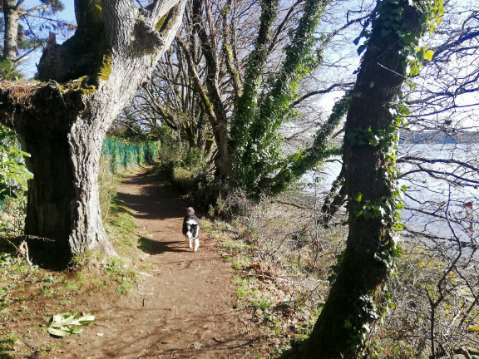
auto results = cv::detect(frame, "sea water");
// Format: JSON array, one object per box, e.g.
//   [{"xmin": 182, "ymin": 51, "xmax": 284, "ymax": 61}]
[{"xmin": 302, "ymin": 144, "xmax": 479, "ymax": 245}]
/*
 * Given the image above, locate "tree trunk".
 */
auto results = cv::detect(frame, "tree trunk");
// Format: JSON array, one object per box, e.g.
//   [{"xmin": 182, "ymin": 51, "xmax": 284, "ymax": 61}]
[
  {"xmin": 7, "ymin": 87, "xmax": 108, "ymax": 263},
  {"xmin": 299, "ymin": 1, "xmax": 430, "ymax": 357},
  {"xmin": 0, "ymin": 0, "xmax": 187, "ymax": 266},
  {"xmin": 2, "ymin": 0, "xmax": 19, "ymax": 61},
  {"xmin": 191, "ymin": 0, "xmax": 232, "ymax": 179}
]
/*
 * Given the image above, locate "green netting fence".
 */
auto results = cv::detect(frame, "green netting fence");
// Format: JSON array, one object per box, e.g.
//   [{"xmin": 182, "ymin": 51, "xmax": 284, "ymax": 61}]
[{"xmin": 102, "ymin": 137, "xmax": 159, "ymax": 173}]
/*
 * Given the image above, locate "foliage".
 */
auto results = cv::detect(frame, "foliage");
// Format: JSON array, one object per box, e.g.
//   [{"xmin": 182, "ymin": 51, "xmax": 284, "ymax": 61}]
[
  {"xmin": 104, "ymin": 257, "xmax": 138, "ymax": 295},
  {"xmin": 301, "ymin": 0, "xmax": 445, "ymax": 355},
  {"xmin": 374, "ymin": 243, "xmax": 479, "ymax": 358},
  {"xmin": 155, "ymin": 142, "xmax": 217, "ymax": 207},
  {"xmin": 0, "ymin": 126, "xmax": 32, "ymax": 197},
  {"xmin": 269, "ymin": 92, "xmax": 352, "ymax": 194},
  {"xmin": 0, "ymin": 193, "xmax": 26, "ymax": 236},
  {"xmin": 136, "ymin": 0, "xmax": 350, "ymax": 202},
  {"xmin": 232, "ymin": 0, "xmax": 334, "ymax": 194},
  {"xmin": 0, "ymin": 331, "xmax": 17, "ymax": 355},
  {"xmin": 0, "ymin": 125, "xmax": 32, "ymax": 211},
  {"xmin": 98, "ymin": 157, "xmax": 120, "ymax": 223},
  {"xmin": 230, "ymin": 0, "xmax": 279, "ymax": 171},
  {"xmin": 0, "ymin": 60, "xmax": 23, "ymax": 81},
  {"xmin": 355, "ymin": 0, "xmax": 443, "ymax": 75},
  {"xmin": 48, "ymin": 312, "xmax": 95, "ymax": 337},
  {"xmin": 205, "ymin": 191, "xmax": 346, "ymax": 356},
  {"xmin": 348, "ymin": 0, "xmax": 444, "ymax": 247}
]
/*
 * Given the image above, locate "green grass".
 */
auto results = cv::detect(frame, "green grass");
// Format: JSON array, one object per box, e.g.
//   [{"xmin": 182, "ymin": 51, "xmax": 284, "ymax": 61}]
[
  {"xmin": 0, "ymin": 331, "xmax": 17, "ymax": 355},
  {"xmin": 0, "ymin": 159, "xmax": 150, "ymax": 358},
  {"xmin": 222, "ymin": 238, "xmax": 252, "ymax": 252},
  {"xmin": 104, "ymin": 257, "xmax": 138, "ymax": 295},
  {"xmin": 234, "ymin": 276, "xmax": 274, "ymax": 312}
]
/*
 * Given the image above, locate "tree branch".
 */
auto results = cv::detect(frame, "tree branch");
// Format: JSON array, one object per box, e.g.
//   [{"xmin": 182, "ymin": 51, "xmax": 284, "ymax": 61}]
[{"xmin": 290, "ymin": 82, "xmax": 354, "ymax": 107}]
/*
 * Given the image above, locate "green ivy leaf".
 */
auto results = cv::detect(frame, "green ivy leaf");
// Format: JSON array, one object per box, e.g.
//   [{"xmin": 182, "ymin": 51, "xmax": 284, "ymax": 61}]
[
  {"xmin": 424, "ymin": 49, "xmax": 434, "ymax": 61},
  {"xmin": 355, "ymin": 192, "xmax": 363, "ymax": 202}
]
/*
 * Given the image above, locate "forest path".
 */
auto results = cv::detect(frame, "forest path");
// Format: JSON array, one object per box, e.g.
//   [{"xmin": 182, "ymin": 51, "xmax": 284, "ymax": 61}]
[{"xmin": 64, "ymin": 169, "xmax": 260, "ymax": 359}]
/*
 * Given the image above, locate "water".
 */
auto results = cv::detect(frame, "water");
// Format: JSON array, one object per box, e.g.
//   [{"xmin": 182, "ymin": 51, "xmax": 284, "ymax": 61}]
[{"xmin": 303, "ymin": 144, "xmax": 479, "ymax": 246}]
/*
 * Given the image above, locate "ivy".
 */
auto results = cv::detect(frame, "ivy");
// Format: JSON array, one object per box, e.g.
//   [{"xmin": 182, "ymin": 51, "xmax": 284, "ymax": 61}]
[
  {"xmin": 231, "ymin": 0, "xmax": 334, "ymax": 194},
  {"xmin": 335, "ymin": 1, "xmax": 444, "ymax": 351},
  {"xmin": 348, "ymin": 0, "xmax": 444, "ymax": 230},
  {"xmin": 230, "ymin": 0, "xmax": 279, "ymax": 167},
  {"xmin": 0, "ymin": 125, "xmax": 32, "ymax": 202},
  {"xmin": 269, "ymin": 92, "xmax": 352, "ymax": 195},
  {"xmin": 0, "ymin": 60, "xmax": 23, "ymax": 81},
  {"xmin": 357, "ymin": 0, "xmax": 443, "ymax": 76}
]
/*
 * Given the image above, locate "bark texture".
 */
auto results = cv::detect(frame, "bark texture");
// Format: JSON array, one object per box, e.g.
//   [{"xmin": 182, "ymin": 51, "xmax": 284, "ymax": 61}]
[
  {"xmin": 299, "ymin": 1, "xmax": 425, "ymax": 357},
  {"xmin": 0, "ymin": 0, "xmax": 187, "ymax": 264},
  {"xmin": 191, "ymin": 0, "xmax": 231, "ymax": 178},
  {"xmin": 2, "ymin": 0, "xmax": 19, "ymax": 61}
]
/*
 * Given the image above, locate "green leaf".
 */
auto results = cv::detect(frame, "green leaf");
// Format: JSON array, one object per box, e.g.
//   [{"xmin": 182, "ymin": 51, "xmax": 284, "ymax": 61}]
[
  {"xmin": 424, "ymin": 49, "xmax": 434, "ymax": 61},
  {"xmin": 48, "ymin": 312, "xmax": 95, "ymax": 338},
  {"xmin": 48, "ymin": 327, "xmax": 69, "ymax": 337},
  {"xmin": 355, "ymin": 192, "xmax": 363, "ymax": 202},
  {"xmin": 369, "ymin": 135, "xmax": 380, "ymax": 147},
  {"xmin": 399, "ymin": 105, "xmax": 410, "ymax": 116},
  {"xmin": 468, "ymin": 325, "xmax": 479, "ymax": 332},
  {"xmin": 78, "ymin": 314, "xmax": 95, "ymax": 324}
]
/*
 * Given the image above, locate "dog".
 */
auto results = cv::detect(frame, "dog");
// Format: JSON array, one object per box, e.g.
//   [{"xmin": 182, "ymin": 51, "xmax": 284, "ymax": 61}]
[{"xmin": 182, "ymin": 207, "xmax": 200, "ymax": 251}]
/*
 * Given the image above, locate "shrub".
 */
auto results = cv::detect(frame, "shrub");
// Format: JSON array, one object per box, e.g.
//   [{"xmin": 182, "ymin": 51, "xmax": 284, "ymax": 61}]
[
  {"xmin": 0, "ymin": 125, "xmax": 31, "ymax": 237},
  {"xmin": 172, "ymin": 166, "xmax": 196, "ymax": 193}
]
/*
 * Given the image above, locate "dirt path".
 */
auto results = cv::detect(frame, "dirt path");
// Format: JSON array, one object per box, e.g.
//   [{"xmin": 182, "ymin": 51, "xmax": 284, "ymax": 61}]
[{"xmin": 63, "ymin": 170, "xmax": 260, "ymax": 359}]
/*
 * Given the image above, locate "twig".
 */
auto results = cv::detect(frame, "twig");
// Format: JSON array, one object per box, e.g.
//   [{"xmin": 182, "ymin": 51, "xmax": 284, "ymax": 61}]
[{"xmin": 272, "ymin": 199, "xmax": 308, "ymax": 210}]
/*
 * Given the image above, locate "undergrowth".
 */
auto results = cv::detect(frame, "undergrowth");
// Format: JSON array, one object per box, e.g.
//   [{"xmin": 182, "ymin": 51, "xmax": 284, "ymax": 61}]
[
  {"xmin": 201, "ymin": 191, "xmax": 345, "ymax": 357},
  {"xmin": 154, "ymin": 143, "xmax": 229, "ymax": 213},
  {"xmin": 0, "ymin": 158, "xmax": 145, "ymax": 358},
  {"xmin": 204, "ymin": 188, "xmax": 479, "ymax": 358}
]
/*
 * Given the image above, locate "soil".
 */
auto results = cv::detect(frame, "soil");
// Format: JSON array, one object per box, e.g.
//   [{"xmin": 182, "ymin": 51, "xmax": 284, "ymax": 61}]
[{"xmin": 60, "ymin": 170, "xmax": 263, "ymax": 358}]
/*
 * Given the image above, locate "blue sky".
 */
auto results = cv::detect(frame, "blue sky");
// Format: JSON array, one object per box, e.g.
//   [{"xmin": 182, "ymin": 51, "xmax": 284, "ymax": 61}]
[
  {"xmin": 58, "ymin": 0, "xmax": 75, "ymax": 23},
  {"xmin": 20, "ymin": 0, "xmax": 76, "ymax": 77}
]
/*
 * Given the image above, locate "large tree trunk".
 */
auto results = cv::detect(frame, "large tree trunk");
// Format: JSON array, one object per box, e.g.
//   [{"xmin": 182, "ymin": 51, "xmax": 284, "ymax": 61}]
[
  {"xmin": 0, "ymin": 0, "xmax": 187, "ymax": 265},
  {"xmin": 2, "ymin": 0, "xmax": 19, "ymax": 61},
  {"xmin": 299, "ymin": 1, "xmax": 431, "ymax": 357}
]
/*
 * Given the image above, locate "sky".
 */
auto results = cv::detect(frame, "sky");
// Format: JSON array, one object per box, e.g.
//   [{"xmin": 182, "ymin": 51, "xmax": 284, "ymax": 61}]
[
  {"xmin": 17, "ymin": 0, "xmax": 478, "ymax": 126},
  {"xmin": 57, "ymin": 0, "xmax": 75, "ymax": 22},
  {"xmin": 19, "ymin": 0, "xmax": 76, "ymax": 78}
]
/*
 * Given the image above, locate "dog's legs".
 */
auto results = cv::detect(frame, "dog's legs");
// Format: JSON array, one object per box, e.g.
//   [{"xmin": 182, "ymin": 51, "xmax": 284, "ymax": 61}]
[
  {"xmin": 194, "ymin": 237, "xmax": 200, "ymax": 252},
  {"xmin": 187, "ymin": 232, "xmax": 193, "ymax": 248}
]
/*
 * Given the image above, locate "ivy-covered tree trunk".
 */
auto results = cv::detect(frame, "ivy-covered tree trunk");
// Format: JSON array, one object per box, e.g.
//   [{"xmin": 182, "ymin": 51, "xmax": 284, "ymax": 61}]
[
  {"xmin": 0, "ymin": 0, "xmax": 187, "ymax": 265},
  {"xmin": 299, "ymin": 0, "xmax": 441, "ymax": 357}
]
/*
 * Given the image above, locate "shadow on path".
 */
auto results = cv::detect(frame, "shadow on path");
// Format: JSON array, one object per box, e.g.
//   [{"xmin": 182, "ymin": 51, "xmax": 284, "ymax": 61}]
[
  {"xmin": 115, "ymin": 169, "xmax": 187, "ymax": 221},
  {"xmin": 138, "ymin": 237, "xmax": 188, "ymax": 255},
  {"xmin": 60, "ymin": 166, "xmax": 263, "ymax": 359}
]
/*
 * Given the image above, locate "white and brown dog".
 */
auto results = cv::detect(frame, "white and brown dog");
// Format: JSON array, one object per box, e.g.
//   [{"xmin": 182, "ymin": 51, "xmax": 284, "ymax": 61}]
[{"xmin": 182, "ymin": 207, "xmax": 200, "ymax": 251}]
